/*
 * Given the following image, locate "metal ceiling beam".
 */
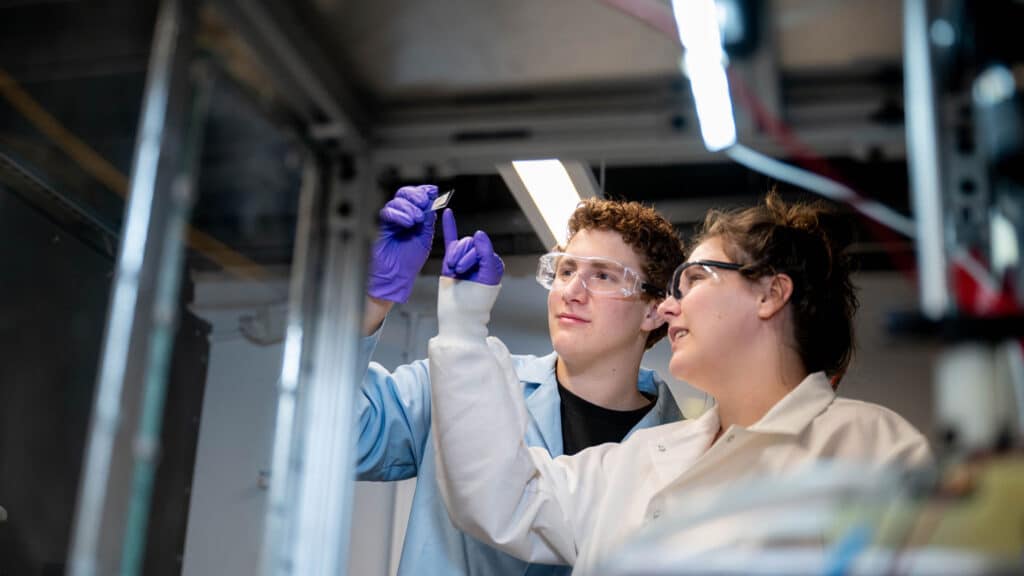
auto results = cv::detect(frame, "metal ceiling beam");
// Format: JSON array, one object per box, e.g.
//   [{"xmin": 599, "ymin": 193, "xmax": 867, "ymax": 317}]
[
  {"xmin": 214, "ymin": 0, "xmax": 370, "ymax": 147},
  {"xmin": 370, "ymin": 78, "xmax": 907, "ymax": 175},
  {"xmin": 443, "ymin": 194, "xmax": 758, "ymax": 239},
  {"xmin": 375, "ymin": 127, "xmax": 905, "ymax": 177}
]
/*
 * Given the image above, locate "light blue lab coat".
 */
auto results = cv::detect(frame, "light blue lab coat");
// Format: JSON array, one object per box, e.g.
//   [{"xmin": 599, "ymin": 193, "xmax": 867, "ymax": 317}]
[{"xmin": 355, "ymin": 326, "xmax": 682, "ymax": 576}]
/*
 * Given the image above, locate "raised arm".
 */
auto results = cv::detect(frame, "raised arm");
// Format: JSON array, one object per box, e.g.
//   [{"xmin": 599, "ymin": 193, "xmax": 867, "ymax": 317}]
[
  {"xmin": 355, "ymin": 185, "xmax": 438, "ymax": 480},
  {"xmin": 428, "ymin": 213, "xmax": 605, "ymax": 565}
]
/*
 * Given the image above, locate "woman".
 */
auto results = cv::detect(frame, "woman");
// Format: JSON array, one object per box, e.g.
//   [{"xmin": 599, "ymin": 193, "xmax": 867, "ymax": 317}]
[{"xmin": 428, "ymin": 193, "xmax": 931, "ymax": 575}]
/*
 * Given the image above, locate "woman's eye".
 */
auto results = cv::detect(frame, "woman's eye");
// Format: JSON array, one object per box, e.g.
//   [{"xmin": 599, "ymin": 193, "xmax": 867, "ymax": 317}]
[{"xmin": 557, "ymin": 267, "xmax": 575, "ymax": 278}]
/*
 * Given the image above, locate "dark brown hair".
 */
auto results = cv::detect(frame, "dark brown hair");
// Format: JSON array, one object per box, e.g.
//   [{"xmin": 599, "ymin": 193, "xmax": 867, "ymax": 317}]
[
  {"xmin": 565, "ymin": 198, "xmax": 685, "ymax": 349},
  {"xmin": 694, "ymin": 192, "xmax": 859, "ymax": 385}
]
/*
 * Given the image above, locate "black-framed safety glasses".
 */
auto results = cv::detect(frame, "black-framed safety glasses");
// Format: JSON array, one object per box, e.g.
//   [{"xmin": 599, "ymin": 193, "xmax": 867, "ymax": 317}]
[{"xmin": 667, "ymin": 259, "xmax": 744, "ymax": 300}]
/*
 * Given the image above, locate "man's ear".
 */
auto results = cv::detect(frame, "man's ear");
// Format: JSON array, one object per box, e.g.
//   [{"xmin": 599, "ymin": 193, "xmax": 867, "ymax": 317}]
[
  {"xmin": 757, "ymin": 273, "xmax": 794, "ymax": 320},
  {"xmin": 641, "ymin": 300, "xmax": 665, "ymax": 332}
]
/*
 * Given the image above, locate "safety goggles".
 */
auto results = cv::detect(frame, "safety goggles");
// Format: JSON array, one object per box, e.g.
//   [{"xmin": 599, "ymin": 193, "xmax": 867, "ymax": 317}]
[
  {"xmin": 667, "ymin": 260, "xmax": 744, "ymax": 300},
  {"xmin": 536, "ymin": 252, "xmax": 664, "ymax": 298}
]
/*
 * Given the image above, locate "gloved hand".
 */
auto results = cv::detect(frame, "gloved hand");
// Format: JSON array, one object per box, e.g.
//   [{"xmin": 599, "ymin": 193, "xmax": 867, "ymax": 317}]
[
  {"xmin": 441, "ymin": 208, "xmax": 504, "ymax": 286},
  {"xmin": 367, "ymin": 185, "xmax": 439, "ymax": 303}
]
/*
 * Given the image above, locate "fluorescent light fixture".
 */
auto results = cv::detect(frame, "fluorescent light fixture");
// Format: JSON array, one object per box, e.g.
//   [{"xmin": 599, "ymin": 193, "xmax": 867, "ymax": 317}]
[
  {"xmin": 497, "ymin": 159, "xmax": 598, "ymax": 249},
  {"xmin": 671, "ymin": 0, "xmax": 737, "ymax": 151}
]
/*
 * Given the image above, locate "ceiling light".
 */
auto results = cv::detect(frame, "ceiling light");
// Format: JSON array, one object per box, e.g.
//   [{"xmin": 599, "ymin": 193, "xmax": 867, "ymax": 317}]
[
  {"xmin": 671, "ymin": 0, "xmax": 737, "ymax": 151},
  {"xmin": 497, "ymin": 159, "xmax": 599, "ymax": 249}
]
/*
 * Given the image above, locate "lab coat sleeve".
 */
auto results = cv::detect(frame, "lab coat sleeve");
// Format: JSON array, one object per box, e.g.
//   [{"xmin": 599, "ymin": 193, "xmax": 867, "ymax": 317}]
[
  {"xmin": 354, "ymin": 322, "xmax": 434, "ymax": 481},
  {"xmin": 429, "ymin": 277, "xmax": 607, "ymax": 566}
]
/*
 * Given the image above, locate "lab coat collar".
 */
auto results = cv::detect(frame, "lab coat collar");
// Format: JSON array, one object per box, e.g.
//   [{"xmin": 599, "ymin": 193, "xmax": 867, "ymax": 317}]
[
  {"xmin": 517, "ymin": 351, "xmax": 665, "ymax": 401},
  {"xmin": 747, "ymin": 371, "xmax": 836, "ymax": 436},
  {"xmin": 521, "ymin": 352, "xmax": 563, "ymax": 454},
  {"xmin": 518, "ymin": 351, "xmax": 559, "ymax": 386},
  {"xmin": 647, "ymin": 373, "xmax": 834, "ymax": 491},
  {"xmin": 636, "ymin": 367, "xmax": 659, "ymax": 397},
  {"xmin": 517, "ymin": 352, "xmax": 681, "ymax": 453},
  {"xmin": 672, "ymin": 372, "xmax": 835, "ymax": 445}
]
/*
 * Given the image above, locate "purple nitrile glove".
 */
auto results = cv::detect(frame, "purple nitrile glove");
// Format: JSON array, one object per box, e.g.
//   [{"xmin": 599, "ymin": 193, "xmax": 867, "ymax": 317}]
[
  {"xmin": 367, "ymin": 185, "xmax": 439, "ymax": 303},
  {"xmin": 441, "ymin": 208, "xmax": 504, "ymax": 286}
]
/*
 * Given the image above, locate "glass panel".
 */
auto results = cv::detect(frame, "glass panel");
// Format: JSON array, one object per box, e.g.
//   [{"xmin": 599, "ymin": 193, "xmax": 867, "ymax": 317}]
[
  {"xmin": 0, "ymin": 2, "xmax": 159, "ymax": 575},
  {"xmin": 0, "ymin": 2, "xmax": 317, "ymax": 574},
  {"xmin": 175, "ymin": 9, "xmax": 311, "ymax": 575}
]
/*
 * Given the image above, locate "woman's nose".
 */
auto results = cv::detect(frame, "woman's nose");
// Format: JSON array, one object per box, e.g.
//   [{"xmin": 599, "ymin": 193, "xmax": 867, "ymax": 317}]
[{"xmin": 657, "ymin": 296, "xmax": 679, "ymax": 317}]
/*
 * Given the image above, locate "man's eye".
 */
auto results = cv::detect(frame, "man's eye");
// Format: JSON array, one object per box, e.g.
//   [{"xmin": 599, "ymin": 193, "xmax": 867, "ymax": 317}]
[
  {"xmin": 594, "ymin": 271, "xmax": 611, "ymax": 281},
  {"xmin": 557, "ymin": 267, "xmax": 575, "ymax": 278}
]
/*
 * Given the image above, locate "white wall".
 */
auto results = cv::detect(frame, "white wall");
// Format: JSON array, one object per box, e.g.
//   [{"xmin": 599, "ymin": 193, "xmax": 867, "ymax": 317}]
[
  {"xmin": 181, "ymin": 278, "xmax": 288, "ymax": 576},
  {"xmin": 181, "ymin": 274, "xmax": 418, "ymax": 576}
]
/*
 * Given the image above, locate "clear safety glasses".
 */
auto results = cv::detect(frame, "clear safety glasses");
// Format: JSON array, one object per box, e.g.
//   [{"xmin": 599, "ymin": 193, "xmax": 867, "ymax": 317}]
[
  {"xmin": 667, "ymin": 260, "xmax": 744, "ymax": 300},
  {"xmin": 536, "ymin": 252, "xmax": 664, "ymax": 298}
]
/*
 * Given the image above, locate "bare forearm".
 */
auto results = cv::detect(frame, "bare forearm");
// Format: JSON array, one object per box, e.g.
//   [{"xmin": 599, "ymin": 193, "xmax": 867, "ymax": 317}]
[{"xmin": 363, "ymin": 296, "xmax": 393, "ymax": 336}]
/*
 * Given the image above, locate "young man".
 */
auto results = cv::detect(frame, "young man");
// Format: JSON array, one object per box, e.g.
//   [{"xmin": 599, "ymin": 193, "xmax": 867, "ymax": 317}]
[{"xmin": 356, "ymin": 184, "xmax": 686, "ymax": 576}]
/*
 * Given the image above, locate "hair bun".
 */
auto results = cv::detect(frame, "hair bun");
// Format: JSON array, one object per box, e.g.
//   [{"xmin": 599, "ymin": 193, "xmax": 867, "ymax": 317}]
[{"xmin": 767, "ymin": 192, "xmax": 856, "ymax": 267}]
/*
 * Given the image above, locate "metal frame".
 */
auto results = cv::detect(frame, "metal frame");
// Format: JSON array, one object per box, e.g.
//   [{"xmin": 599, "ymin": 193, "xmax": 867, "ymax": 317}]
[
  {"xmin": 259, "ymin": 151, "xmax": 325, "ymax": 575},
  {"xmin": 172, "ymin": 2, "xmax": 381, "ymax": 573},
  {"xmin": 258, "ymin": 148, "xmax": 376, "ymax": 576},
  {"xmin": 943, "ymin": 93, "xmax": 992, "ymax": 260},
  {"xmin": 297, "ymin": 153, "xmax": 375, "ymax": 575},
  {"xmin": 60, "ymin": 0, "xmax": 379, "ymax": 571},
  {"xmin": 69, "ymin": 0, "xmax": 199, "ymax": 574},
  {"xmin": 213, "ymin": 0, "xmax": 368, "ymax": 144},
  {"xmin": 204, "ymin": 2, "xmax": 378, "ymax": 574},
  {"xmin": 903, "ymin": 0, "xmax": 951, "ymax": 319},
  {"xmin": 117, "ymin": 58, "xmax": 214, "ymax": 576}
]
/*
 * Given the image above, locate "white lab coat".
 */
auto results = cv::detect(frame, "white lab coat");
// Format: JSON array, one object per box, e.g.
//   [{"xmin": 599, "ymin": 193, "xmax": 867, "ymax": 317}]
[{"xmin": 429, "ymin": 278, "xmax": 932, "ymax": 575}]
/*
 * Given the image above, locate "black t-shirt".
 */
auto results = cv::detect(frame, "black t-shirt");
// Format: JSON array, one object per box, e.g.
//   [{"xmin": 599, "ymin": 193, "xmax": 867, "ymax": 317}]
[{"xmin": 558, "ymin": 381, "xmax": 655, "ymax": 456}]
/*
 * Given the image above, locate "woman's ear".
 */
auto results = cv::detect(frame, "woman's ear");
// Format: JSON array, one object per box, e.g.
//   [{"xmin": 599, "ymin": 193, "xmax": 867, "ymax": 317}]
[
  {"xmin": 641, "ymin": 300, "xmax": 666, "ymax": 332},
  {"xmin": 757, "ymin": 273, "xmax": 793, "ymax": 319}
]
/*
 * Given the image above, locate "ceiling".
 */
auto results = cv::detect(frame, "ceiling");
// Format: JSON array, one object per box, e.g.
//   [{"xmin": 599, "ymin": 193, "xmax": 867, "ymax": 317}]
[
  {"xmin": 280, "ymin": 0, "xmax": 914, "ymax": 269},
  {"xmin": 312, "ymin": 0, "xmax": 902, "ymax": 99},
  {"xmin": 0, "ymin": 0, "xmax": 918, "ymax": 275}
]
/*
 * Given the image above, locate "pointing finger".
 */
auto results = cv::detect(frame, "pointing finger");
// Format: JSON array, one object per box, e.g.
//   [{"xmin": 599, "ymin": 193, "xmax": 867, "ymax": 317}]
[{"xmin": 442, "ymin": 208, "xmax": 458, "ymax": 247}]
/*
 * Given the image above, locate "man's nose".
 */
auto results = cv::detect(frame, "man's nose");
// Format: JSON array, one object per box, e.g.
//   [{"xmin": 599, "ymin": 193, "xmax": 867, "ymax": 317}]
[{"xmin": 561, "ymin": 272, "xmax": 588, "ymax": 300}]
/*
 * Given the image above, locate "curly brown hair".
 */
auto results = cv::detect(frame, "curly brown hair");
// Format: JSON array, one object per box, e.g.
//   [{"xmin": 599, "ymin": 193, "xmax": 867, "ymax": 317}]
[
  {"xmin": 693, "ymin": 191, "xmax": 859, "ymax": 386},
  {"xmin": 563, "ymin": 198, "xmax": 685, "ymax": 349}
]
